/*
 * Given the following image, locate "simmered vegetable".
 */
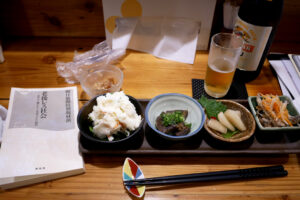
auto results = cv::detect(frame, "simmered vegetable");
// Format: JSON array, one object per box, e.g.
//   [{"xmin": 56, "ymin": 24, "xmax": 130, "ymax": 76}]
[
  {"xmin": 224, "ymin": 109, "xmax": 246, "ymax": 131},
  {"xmin": 207, "ymin": 119, "xmax": 227, "ymax": 134},
  {"xmin": 156, "ymin": 110, "xmax": 191, "ymax": 136},
  {"xmin": 218, "ymin": 112, "xmax": 235, "ymax": 131}
]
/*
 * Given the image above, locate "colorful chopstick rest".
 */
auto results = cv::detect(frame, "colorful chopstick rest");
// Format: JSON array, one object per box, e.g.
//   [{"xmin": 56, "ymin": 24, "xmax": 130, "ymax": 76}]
[{"xmin": 122, "ymin": 157, "xmax": 145, "ymax": 198}]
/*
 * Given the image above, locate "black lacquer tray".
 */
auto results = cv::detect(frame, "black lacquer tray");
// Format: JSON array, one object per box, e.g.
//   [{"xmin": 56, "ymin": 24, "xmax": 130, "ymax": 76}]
[{"xmin": 79, "ymin": 99, "xmax": 300, "ymax": 155}]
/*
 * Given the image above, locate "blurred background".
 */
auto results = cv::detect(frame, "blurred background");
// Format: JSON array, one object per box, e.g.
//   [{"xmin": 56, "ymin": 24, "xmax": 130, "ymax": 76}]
[{"xmin": 0, "ymin": 0, "xmax": 299, "ymax": 53}]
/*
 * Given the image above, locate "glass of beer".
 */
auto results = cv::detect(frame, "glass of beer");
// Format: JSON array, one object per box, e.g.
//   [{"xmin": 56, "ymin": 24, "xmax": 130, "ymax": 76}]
[{"xmin": 204, "ymin": 33, "xmax": 243, "ymax": 98}]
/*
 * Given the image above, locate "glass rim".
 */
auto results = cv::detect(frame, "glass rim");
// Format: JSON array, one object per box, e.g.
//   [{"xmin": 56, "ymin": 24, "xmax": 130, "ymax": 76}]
[{"xmin": 211, "ymin": 32, "xmax": 244, "ymax": 50}]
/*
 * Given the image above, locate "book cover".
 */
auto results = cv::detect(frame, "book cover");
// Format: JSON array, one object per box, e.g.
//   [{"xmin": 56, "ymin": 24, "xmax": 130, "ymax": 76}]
[{"xmin": 0, "ymin": 87, "xmax": 85, "ymax": 190}]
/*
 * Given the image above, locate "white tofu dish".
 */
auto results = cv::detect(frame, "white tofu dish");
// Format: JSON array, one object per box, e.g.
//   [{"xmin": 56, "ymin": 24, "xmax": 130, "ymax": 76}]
[{"xmin": 88, "ymin": 91, "xmax": 142, "ymax": 141}]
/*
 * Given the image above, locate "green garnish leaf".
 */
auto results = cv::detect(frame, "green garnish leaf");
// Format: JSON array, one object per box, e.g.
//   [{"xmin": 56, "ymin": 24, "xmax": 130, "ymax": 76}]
[
  {"xmin": 112, "ymin": 131, "xmax": 128, "ymax": 141},
  {"xmin": 198, "ymin": 96, "xmax": 227, "ymax": 118},
  {"xmin": 161, "ymin": 111, "xmax": 185, "ymax": 127},
  {"xmin": 223, "ymin": 130, "xmax": 239, "ymax": 138},
  {"xmin": 89, "ymin": 126, "xmax": 93, "ymax": 133},
  {"xmin": 184, "ymin": 122, "xmax": 192, "ymax": 129}
]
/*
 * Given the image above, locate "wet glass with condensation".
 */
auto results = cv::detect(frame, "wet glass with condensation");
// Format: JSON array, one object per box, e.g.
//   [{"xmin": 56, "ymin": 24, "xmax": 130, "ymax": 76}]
[{"xmin": 204, "ymin": 33, "xmax": 244, "ymax": 98}]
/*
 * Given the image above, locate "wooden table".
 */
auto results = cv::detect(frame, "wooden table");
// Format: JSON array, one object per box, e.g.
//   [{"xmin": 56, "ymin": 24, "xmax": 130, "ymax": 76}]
[{"xmin": 0, "ymin": 38, "xmax": 299, "ymax": 200}]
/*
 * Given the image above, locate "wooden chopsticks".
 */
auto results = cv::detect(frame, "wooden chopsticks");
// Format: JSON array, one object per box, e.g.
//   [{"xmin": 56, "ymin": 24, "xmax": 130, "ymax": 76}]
[{"xmin": 123, "ymin": 165, "xmax": 287, "ymax": 186}]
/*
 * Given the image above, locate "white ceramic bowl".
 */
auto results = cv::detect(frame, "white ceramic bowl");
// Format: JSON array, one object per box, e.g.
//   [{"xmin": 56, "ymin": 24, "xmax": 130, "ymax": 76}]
[{"xmin": 145, "ymin": 93, "xmax": 205, "ymax": 140}]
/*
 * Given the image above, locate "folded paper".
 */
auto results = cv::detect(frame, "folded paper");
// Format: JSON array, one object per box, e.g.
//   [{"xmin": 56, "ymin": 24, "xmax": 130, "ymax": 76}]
[
  {"xmin": 113, "ymin": 17, "xmax": 200, "ymax": 64},
  {"xmin": 269, "ymin": 59, "xmax": 300, "ymax": 112},
  {"xmin": 0, "ymin": 105, "xmax": 7, "ymax": 143},
  {"xmin": 102, "ymin": 0, "xmax": 216, "ymax": 50}
]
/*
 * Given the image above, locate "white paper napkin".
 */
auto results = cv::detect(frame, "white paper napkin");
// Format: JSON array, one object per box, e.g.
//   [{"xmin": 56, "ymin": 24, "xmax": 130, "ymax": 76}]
[
  {"xmin": 269, "ymin": 59, "xmax": 300, "ymax": 112},
  {"xmin": 289, "ymin": 54, "xmax": 300, "ymax": 77},
  {"xmin": 112, "ymin": 17, "xmax": 200, "ymax": 64}
]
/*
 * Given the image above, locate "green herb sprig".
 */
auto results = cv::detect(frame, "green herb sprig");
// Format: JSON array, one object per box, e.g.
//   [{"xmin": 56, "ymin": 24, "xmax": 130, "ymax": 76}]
[
  {"xmin": 161, "ymin": 111, "xmax": 185, "ymax": 127},
  {"xmin": 222, "ymin": 130, "xmax": 239, "ymax": 138},
  {"xmin": 198, "ymin": 96, "xmax": 227, "ymax": 119}
]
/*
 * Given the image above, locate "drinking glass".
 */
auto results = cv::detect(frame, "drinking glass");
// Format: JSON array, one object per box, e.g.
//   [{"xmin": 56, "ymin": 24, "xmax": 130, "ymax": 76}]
[{"xmin": 204, "ymin": 33, "xmax": 243, "ymax": 98}]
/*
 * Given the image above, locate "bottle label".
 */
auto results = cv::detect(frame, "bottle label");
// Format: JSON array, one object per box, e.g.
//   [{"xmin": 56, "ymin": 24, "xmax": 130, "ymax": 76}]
[{"xmin": 234, "ymin": 16, "xmax": 272, "ymax": 71}]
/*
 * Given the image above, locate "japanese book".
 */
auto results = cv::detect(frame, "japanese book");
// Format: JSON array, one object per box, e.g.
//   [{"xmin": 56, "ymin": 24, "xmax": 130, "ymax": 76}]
[{"xmin": 0, "ymin": 87, "xmax": 85, "ymax": 190}]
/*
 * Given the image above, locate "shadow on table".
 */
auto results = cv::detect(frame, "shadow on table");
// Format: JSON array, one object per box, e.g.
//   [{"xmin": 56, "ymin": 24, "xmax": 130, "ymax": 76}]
[{"xmin": 144, "ymin": 124, "xmax": 202, "ymax": 150}]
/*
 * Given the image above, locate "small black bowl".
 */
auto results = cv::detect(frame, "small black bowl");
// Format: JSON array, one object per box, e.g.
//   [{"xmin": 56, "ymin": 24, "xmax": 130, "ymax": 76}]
[{"xmin": 77, "ymin": 94, "xmax": 144, "ymax": 149}]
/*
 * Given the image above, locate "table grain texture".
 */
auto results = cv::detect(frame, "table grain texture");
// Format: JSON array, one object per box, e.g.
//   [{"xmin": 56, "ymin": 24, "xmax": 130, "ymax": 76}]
[{"xmin": 0, "ymin": 38, "xmax": 299, "ymax": 200}]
